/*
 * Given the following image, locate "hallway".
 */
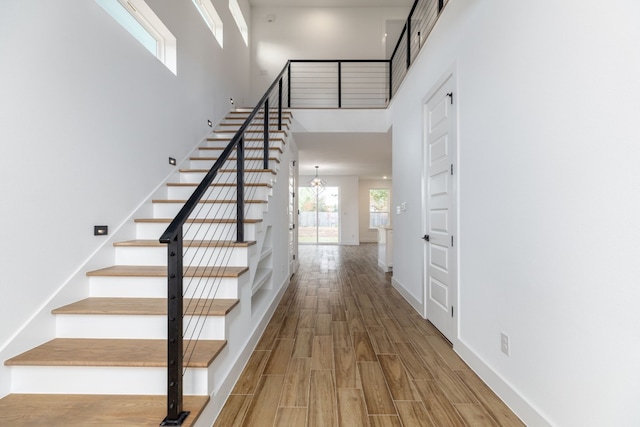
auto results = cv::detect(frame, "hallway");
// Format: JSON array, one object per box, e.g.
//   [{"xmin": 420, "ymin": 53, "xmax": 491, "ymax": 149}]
[{"xmin": 214, "ymin": 244, "xmax": 524, "ymax": 426}]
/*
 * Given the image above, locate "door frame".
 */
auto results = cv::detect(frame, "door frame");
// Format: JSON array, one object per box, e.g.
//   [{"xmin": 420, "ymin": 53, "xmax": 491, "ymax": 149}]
[{"xmin": 421, "ymin": 65, "xmax": 459, "ymax": 342}]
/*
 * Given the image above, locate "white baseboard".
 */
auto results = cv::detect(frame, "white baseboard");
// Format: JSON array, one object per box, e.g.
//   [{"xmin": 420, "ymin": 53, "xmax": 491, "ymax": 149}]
[
  {"xmin": 391, "ymin": 276, "xmax": 423, "ymax": 315},
  {"xmin": 454, "ymin": 341, "xmax": 551, "ymax": 427}
]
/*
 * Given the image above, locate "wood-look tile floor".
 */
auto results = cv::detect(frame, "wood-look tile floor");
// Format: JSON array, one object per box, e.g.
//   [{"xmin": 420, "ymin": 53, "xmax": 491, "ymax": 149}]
[{"xmin": 214, "ymin": 244, "xmax": 525, "ymax": 427}]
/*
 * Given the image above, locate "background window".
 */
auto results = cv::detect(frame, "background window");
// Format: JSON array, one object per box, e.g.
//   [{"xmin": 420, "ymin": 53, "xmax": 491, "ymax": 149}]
[
  {"xmin": 229, "ymin": 0, "xmax": 248, "ymax": 46},
  {"xmin": 192, "ymin": 0, "xmax": 224, "ymax": 47},
  {"xmin": 96, "ymin": 0, "xmax": 177, "ymax": 74},
  {"xmin": 369, "ymin": 189, "xmax": 390, "ymax": 228}
]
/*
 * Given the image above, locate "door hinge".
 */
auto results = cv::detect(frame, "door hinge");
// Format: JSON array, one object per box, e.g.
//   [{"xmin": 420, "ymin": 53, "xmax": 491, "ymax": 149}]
[
  {"xmin": 292, "ymin": 224, "xmax": 296, "ymax": 229},
  {"xmin": 293, "ymin": 254, "xmax": 296, "ymax": 260},
  {"xmin": 451, "ymin": 164, "xmax": 454, "ymax": 175},
  {"xmin": 451, "ymin": 235, "xmax": 454, "ymax": 247},
  {"xmin": 447, "ymin": 92, "xmax": 453, "ymax": 104},
  {"xmin": 292, "ymin": 192, "xmax": 295, "ymax": 198},
  {"xmin": 451, "ymin": 306, "xmax": 454, "ymax": 317},
  {"xmin": 293, "ymin": 160, "xmax": 296, "ymax": 166}
]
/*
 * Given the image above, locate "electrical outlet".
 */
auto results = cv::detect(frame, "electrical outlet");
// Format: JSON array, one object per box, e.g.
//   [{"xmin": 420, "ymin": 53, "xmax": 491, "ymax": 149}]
[{"xmin": 501, "ymin": 332, "xmax": 510, "ymax": 356}]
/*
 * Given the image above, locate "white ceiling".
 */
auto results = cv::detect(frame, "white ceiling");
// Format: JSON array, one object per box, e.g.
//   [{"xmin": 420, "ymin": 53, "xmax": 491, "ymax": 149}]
[
  {"xmin": 249, "ymin": 0, "xmax": 413, "ymax": 7},
  {"xmin": 294, "ymin": 132, "xmax": 392, "ymax": 180},
  {"xmin": 249, "ymin": 0, "xmax": 400, "ymax": 180}
]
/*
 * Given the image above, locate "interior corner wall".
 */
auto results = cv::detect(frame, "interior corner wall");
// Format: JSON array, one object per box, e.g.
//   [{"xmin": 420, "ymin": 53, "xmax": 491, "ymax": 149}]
[
  {"xmin": 389, "ymin": 0, "xmax": 640, "ymax": 426},
  {"xmin": 249, "ymin": 6, "xmax": 410, "ymax": 101},
  {"xmin": 0, "ymin": 0, "xmax": 249, "ymax": 395},
  {"xmin": 359, "ymin": 179, "xmax": 392, "ymax": 243},
  {"xmin": 298, "ymin": 175, "xmax": 359, "ymax": 245}
]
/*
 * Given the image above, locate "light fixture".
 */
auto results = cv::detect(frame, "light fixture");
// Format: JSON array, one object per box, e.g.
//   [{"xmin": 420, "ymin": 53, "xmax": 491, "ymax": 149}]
[{"xmin": 309, "ymin": 165, "xmax": 326, "ymax": 190}]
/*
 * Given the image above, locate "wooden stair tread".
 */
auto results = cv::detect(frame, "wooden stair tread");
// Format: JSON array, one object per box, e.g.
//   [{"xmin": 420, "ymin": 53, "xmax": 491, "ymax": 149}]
[
  {"xmin": 190, "ymin": 156, "xmax": 280, "ymax": 162},
  {"xmin": 200, "ymin": 146, "xmax": 283, "ymax": 154},
  {"xmin": 166, "ymin": 182, "xmax": 272, "ymax": 188},
  {"xmin": 205, "ymin": 137, "xmax": 285, "ymax": 142},
  {"xmin": 86, "ymin": 265, "xmax": 248, "ymax": 278},
  {"xmin": 113, "ymin": 239, "xmax": 257, "ymax": 248},
  {"xmin": 134, "ymin": 218, "xmax": 262, "ymax": 224},
  {"xmin": 0, "ymin": 394, "xmax": 208, "ymax": 427},
  {"xmin": 152, "ymin": 198, "xmax": 267, "ymax": 204},
  {"xmin": 4, "ymin": 338, "xmax": 225, "ymax": 367},
  {"xmin": 52, "ymin": 297, "xmax": 239, "ymax": 316}
]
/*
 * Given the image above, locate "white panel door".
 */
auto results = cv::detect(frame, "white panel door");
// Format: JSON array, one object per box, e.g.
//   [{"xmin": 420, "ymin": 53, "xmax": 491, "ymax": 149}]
[{"xmin": 424, "ymin": 74, "xmax": 456, "ymax": 342}]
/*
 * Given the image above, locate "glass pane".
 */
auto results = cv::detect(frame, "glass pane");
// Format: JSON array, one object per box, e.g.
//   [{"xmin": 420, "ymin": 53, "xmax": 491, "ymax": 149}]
[
  {"xmin": 318, "ymin": 187, "xmax": 339, "ymax": 243},
  {"xmin": 97, "ymin": 0, "xmax": 157, "ymax": 56},
  {"xmin": 298, "ymin": 186, "xmax": 340, "ymax": 244},
  {"xmin": 298, "ymin": 186, "xmax": 318, "ymax": 244}
]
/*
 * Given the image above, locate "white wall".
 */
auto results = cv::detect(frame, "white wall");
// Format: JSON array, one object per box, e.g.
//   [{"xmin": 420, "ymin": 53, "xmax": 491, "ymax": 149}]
[
  {"xmin": 249, "ymin": 6, "xmax": 410, "ymax": 100},
  {"xmin": 0, "ymin": 0, "xmax": 250, "ymax": 396},
  {"xmin": 359, "ymin": 179, "xmax": 392, "ymax": 243},
  {"xmin": 299, "ymin": 175, "xmax": 359, "ymax": 245},
  {"xmin": 390, "ymin": 0, "xmax": 640, "ymax": 426}
]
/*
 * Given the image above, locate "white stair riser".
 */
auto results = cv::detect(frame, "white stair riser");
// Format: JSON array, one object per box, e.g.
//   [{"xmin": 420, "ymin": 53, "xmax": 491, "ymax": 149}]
[
  {"xmin": 10, "ymin": 366, "xmax": 207, "ymax": 395},
  {"xmin": 115, "ymin": 245, "xmax": 252, "ymax": 267},
  {"xmin": 166, "ymin": 186, "xmax": 272, "ymax": 201},
  {"xmin": 135, "ymin": 221, "xmax": 261, "ymax": 241},
  {"xmin": 178, "ymin": 170, "xmax": 275, "ymax": 185},
  {"xmin": 56, "ymin": 315, "xmax": 227, "ymax": 340},
  {"xmin": 152, "ymin": 202, "xmax": 266, "ymax": 220},
  {"xmin": 89, "ymin": 275, "xmax": 242, "ymax": 299},
  {"xmin": 189, "ymin": 158, "xmax": 280, "ymax": 171}
]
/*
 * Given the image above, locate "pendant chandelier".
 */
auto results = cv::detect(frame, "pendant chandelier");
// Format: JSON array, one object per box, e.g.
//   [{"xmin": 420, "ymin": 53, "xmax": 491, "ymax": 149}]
[{"xmin": 309, "ymin": 165, "xmax": 326, "ymax": 190}]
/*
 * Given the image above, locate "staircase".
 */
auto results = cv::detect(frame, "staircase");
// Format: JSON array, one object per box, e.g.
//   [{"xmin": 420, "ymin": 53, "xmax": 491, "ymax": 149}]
[{"xmin": 0, "ymin": 109, "xmax": 294, "ymax": 426}]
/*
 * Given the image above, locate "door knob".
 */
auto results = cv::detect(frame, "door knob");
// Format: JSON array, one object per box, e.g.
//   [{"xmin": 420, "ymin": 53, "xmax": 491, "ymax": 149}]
[{"xmin": 422, "ymin": 235, "xmax": 430, "ymax": 241}]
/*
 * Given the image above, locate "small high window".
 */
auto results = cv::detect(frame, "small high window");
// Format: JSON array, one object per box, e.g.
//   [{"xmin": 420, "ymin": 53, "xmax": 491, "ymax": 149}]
[
  {"xmin": 192, "ymin": 0, "xmax": 224, "ymax": 48},
  {"xmin": 369, "ymin": 189, "xmax": 390, "ymax": 228},
  {"xmin": 229, "ymin": 0, "xmax": 248, "ymax": 46},
  {"xmin": 96, "ymin": 0, "xmax": 177, "ymax": 75}
]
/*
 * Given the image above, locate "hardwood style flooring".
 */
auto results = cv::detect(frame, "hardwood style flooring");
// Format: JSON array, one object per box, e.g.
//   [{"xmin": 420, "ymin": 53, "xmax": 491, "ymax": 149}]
[{"xmin": 214, "ymin": 244, "xmax": 524, "ymax": 427}]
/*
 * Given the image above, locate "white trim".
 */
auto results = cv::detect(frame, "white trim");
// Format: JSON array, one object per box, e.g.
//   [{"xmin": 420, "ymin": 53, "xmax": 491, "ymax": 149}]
[
  {"xmin": 454, "ymin": 342, "xmax": 552, "ymax": 427},
  {"xmin": 391, "ymin": 277, "xmax": 423, "ymax": 315},
  {"xmin": 97, "ymin": 0, "xmax": 177, "ymax": 75}
]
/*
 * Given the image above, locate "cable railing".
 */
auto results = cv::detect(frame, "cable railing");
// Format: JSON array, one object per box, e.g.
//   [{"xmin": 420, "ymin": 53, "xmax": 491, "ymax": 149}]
[
  {"xmin": 157, "ymin": 0, "xmax": 447, "ymax": 423},
  {"xmin": 158, "ymin": 62, "xmax": 289, "ymax": 426},
  {"xmin": 286, "ymin": 0, "xmax": 447, "ymax": 109}
]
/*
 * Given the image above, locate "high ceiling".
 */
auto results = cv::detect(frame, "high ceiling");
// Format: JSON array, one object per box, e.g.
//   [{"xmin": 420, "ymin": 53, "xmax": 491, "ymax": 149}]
[
  {"xmin": 250, "ymin": 0, "xmax": 400, "ymax": 180},
  {"xmin": 249, "ymin": 0, "xmax": 413, "ymax": 7}
]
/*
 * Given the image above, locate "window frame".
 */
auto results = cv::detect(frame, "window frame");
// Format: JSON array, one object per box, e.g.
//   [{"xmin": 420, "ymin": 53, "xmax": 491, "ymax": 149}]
[
  {"xmin": 192, "ymin": 0, "xmax": 224, "ymax": 48},
  {"xmin": 97, "ymin": 0, "xmax": 177, "ymax": 75},
  {"xmin": 228, "ymin": 0, "xmax": 248, "ymax": 46}
]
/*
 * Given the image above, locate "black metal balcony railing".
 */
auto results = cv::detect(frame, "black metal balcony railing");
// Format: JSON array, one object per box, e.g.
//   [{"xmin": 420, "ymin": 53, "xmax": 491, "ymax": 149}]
[
  {"xmin": 285, "ymin": 0, "xmax": 448, "ymax": 109},
  {"xmin": 159, "ymin": 0, "xmax": 448, "ymax": 424}
]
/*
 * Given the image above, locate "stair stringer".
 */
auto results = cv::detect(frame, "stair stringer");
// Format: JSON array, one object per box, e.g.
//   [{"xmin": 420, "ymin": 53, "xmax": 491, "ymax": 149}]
[{"xmin": 191, "ymin": 130, "xmax": 298, "ymax": 426}]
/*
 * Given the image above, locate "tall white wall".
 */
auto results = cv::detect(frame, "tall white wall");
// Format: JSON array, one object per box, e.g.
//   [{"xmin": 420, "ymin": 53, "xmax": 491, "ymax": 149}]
[
  {"xmin": 390, "ymin": 0, "xmax": 640, "ymax": 425},
  {"xmin": 299, "ymin": 175, "xmax": 359, "ymax": 245},
  {"xmin": 249, "ymin": 6, "xmax": 410, "ymax": 100},
  {"xmin": 0, "ymin": 0, "xmax": 250, "ymax": 396},
  {"xmin": 359, "ymin": 179, "xmax": 392, "ymax": 243}
]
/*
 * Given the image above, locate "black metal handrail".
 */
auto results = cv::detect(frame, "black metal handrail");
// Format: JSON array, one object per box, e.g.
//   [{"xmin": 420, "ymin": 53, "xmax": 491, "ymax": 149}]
[{"xmin": 159, "ymin": 61, "xmax": 290, "ymax": 426}]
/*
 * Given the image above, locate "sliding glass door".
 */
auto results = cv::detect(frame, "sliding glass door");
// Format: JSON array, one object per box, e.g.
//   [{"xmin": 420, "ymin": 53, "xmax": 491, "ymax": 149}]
[{"xmin": 298, "ymin": 186, "xmax": 339, "ymax": 244}]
